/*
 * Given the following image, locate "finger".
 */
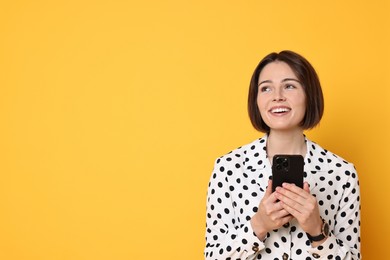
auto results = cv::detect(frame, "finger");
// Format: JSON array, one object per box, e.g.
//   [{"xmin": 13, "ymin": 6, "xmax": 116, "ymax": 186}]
[
  {"xmin": 271, "ymin": 200, "xmax": 284, "ymax": 211},
  {"xmin": 265, "ymin": 180, "xmax": 272, "ymax": 196},
  {"xmin": 303, "ymin": 182, "xmax": 310, "ymax": 193},
  {"xmin": 263, "ymin": 180, "xmax": 277, "ymax": 202},
  {"xmin": 276, "ymin": 191, "xmax": 303, "ymax": 213},
  {"xmin": 276, "ymin": 188, "xmax": 313, "ymax": 219},
  {"xmin": 279, "ymin": 214, "xmax": 294, "ymax": 226},
  {"xmin": 268, "ymin": 187, "xmax": 281, "ymax": 204},
  {"xmin": 278, "ymin": 190, "xmax": 319, "ymax": 220},
  {"xmin": 279, "ymin": 199, "xmax": 300, "ymax": 218},
  {"xmin": 273, "ymin": 204, "xmax": 292, "ymax": 219},
  {"xmin": 282, "ymin": 183, "xmax": 310, "ymax": 200},
  {"xmin": 276, "ymin": 186, "xmax": 306, "ymax": 207},
  {"xmin": 267, "ymin": 202, "xmax": 292, "ymax": 222}
]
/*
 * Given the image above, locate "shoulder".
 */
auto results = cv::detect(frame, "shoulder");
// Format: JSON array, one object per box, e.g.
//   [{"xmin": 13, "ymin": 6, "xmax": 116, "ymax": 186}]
[
  {"xmin": 307, "ymin": 139, "xmax": 358, "ymax": 178},
  {"xmin": 214, "ymin": 137, "xmax": 267, "ymax": 168},
  {"xmin": 216, "ymin": 137, "xmax": 266, "ymax": 162}
]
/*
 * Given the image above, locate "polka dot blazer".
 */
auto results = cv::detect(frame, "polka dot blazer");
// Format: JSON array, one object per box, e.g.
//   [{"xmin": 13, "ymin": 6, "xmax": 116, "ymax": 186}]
[{"xmin": 205, "ymin": 135, "xmax": 361, "ymax": 259}]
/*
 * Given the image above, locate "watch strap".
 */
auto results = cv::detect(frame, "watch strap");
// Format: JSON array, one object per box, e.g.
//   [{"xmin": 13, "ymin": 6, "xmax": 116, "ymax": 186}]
[{"xmin": 306, "ymin": 218, "xmax": 329, "ymax": 242}]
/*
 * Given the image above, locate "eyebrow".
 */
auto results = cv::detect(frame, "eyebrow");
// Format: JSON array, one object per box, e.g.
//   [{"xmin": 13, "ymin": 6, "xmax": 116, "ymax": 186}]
[{"xmin": 258, "ymin": 78, "xmax": 301, "ymax": 86}]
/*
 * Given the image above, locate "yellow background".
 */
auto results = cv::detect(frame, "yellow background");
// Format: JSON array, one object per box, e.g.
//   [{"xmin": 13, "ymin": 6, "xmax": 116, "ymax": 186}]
[{"xmin": 0, "ymin": 0, "xmax": 389, "ymax": 259}]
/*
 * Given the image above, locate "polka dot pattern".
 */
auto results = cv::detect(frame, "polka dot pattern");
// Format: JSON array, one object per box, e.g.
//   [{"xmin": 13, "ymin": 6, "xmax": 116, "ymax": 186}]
[{"xmin": 205, "ymin": 135, "xmax": 361, "ymax": 259}]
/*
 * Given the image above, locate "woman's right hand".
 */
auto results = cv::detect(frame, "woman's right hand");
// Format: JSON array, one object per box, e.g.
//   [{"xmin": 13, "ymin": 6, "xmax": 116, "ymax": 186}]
[{"xmin": 250, "ymin": 180, "xmax": 293, "ymax": 240}]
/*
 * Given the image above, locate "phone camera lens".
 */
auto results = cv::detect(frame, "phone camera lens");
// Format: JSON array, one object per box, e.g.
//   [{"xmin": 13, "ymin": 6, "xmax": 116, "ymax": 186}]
[
  {"xmin": 282, "ymin": 161, "xmax": 289, "ymax": 168},
  {"xmin": 276, "ymin": 157, "xmax": 284, "ymax": 164}
]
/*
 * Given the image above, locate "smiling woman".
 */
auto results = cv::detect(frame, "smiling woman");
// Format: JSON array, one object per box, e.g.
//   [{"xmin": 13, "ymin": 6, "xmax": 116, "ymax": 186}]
[
  {"xmin": 257, "ymin": 62, "xmax": 307, "ymax": 134},
  {"xmin": 248, "ymin": 51, "xmax": 324, "ymax": 134},
  {"xmin": 204, "ymin": 50, "xmax": 361, "ymax": 259}
]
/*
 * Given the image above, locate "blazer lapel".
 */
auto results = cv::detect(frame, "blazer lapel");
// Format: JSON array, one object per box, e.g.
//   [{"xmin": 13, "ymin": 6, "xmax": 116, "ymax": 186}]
[
  {"xmin": 304, "ymin": 139, "xmax": 331, "ymax": 193},
  {"xmin": 243, "ymin": 136, "xmax": 272, "ymax": 191}
]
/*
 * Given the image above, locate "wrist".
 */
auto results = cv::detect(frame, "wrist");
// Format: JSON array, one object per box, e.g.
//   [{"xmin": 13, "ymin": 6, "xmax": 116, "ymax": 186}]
[
  {"xmin": 306, "ymin": 218, "xmax": 322, "ymax": 237},
  {"xmin": 250, "ymin": 218, "xmax": 267, "ymax": 241},
  {"xmin": 306, "ymin": 218, "xmax": 330, "ymax": 243}
]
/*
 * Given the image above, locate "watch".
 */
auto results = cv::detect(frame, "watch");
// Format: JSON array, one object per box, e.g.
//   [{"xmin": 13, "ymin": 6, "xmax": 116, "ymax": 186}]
[{"xmin": 306, "ymin": 218, "xmax": 329, "ymax": 242}]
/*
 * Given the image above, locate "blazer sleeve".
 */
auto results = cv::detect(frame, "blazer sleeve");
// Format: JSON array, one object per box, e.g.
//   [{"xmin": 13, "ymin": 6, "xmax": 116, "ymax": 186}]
[
  {"xmin": 204, "ymin": 158, "xmax": 264, "ymax": 259},
  {"xmin": 307, "ymin": 164, "xmax": 361, "ymax": 259}
]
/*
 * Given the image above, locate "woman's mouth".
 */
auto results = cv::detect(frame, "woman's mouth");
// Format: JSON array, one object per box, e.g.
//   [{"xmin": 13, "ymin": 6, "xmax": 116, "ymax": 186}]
[{"xmin": 270, "ymin": 107, "xmax": 291, "ymax": 114}]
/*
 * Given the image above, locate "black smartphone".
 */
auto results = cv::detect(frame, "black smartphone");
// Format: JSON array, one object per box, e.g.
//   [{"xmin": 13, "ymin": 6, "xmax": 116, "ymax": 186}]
[{"xmin": 272, "ymin": 154, "xmax": 304, "ymax": 192}]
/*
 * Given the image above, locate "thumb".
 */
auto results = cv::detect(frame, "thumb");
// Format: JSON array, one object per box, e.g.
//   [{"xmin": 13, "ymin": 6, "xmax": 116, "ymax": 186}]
[
  {"xmin": 264, "ymin": 179, "xmax": 279, "ymax": 203},
  {"xmin": 303, "ymin": 181, "xmax": 310, "ymax": 193},
  {"xmin": 264, "ymin": 179, "xmax": 273, "ymax": 197}
]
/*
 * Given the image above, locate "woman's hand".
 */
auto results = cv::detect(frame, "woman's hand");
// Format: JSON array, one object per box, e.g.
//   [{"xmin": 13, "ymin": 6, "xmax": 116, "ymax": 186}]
[
  {"xmin": 274, "ymin": 182, "xmax": 323, "ymax": 238},
  {"xmin": 250, "ymin": 180, "xmax": 293, "ymax": 240}
]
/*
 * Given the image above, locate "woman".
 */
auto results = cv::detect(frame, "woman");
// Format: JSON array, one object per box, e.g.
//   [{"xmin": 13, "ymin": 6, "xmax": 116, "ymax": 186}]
[{"xmin": 204, "ymin": 51, "xmax": 361, "ymax": 260}]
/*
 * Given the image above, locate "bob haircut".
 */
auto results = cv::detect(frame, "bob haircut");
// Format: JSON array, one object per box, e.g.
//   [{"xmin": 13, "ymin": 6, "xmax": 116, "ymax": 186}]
[{"xmin": 248, "ymin": 50, "xmax": 324, "ymax": 133}]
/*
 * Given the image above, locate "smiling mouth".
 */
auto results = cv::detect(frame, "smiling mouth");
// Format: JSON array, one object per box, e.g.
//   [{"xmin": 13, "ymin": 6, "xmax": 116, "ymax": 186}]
[{"xmin": 270, "ymin": 107, "xmax": 291, "ymax": 114}]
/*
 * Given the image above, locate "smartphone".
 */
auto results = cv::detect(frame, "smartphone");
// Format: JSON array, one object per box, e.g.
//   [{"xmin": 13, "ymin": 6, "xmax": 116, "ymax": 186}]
[{"xmin": 272, "ymin": 154, "xmax": 304, "ymax": 192}]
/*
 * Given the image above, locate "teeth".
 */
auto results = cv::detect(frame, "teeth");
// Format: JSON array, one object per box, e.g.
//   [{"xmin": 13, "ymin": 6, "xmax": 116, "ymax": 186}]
[{"xmin": 271, "ymin": 107, "xmax": 290, "ymax": 113}]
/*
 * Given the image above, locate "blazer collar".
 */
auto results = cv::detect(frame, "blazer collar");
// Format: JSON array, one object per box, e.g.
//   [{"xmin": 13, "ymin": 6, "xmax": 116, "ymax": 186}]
[
  {"xmin": 244, "ymin": 134, "xmax": 331, "ymax": 173},
  {"xmin": 304, "ymin": 138, "xmax": 331, "ymax": 172},
  {"xmin": 243, "ymin": 136, "xmax": 269, "ymax": 171}
]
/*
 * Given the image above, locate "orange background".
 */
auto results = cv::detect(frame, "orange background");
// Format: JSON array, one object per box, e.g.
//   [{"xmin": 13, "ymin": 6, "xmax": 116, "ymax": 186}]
[{"xmin": 0, "ymin": 0, "xmax": 389, "ymax": 259}]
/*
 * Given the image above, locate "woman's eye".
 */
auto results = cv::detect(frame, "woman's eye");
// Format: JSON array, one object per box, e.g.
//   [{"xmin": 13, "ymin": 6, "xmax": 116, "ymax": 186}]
[
  {"xmin": 285, "ymin": 84, "xmax": 296, "ymax": 89},
  {"xmin": 260, "ymin": 86, "xmax": 271, "ymax": 92}
]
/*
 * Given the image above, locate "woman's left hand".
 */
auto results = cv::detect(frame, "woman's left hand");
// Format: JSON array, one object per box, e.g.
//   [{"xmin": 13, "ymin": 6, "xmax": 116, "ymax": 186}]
[{"xmin": 274, "ymin": 182, "xmax": 323, "ymax": 236}]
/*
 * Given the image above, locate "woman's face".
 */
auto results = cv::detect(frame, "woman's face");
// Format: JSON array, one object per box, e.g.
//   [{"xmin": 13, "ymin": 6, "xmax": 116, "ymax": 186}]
[{"xmin": 257, "ymin": 61, "xmax": 306, "ymax": 133}]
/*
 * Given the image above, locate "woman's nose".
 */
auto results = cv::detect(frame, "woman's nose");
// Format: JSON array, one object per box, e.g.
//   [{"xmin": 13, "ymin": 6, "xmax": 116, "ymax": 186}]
[{"xmin": 272, "ymin": 89, "xmax": 286, "ymax": 102}]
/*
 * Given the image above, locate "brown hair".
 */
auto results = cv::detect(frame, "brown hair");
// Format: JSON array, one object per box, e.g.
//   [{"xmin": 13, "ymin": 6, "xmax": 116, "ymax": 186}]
[{"xmin": 248, "ymin": 50, "xmax": 324, "ymax": 132}]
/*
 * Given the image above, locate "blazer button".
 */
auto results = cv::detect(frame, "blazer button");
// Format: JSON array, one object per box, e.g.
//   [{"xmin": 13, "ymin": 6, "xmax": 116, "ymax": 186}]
[
  {"xmin": 312, "ymin": 253, "xmax": 320, "ymax": 259},
  {"xmin": 252, "ymin": 245, "xmax": 259, "ymax": 252},
  {"xmin": 282, "ymin": 252, "xmax": 289, "ymax": 260}
]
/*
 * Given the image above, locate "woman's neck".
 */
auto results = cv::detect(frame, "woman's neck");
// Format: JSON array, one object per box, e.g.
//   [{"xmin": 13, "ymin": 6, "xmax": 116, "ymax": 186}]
[{"xmin": 266, "ymin": 129, "xmax": 306, "ymax": 160}]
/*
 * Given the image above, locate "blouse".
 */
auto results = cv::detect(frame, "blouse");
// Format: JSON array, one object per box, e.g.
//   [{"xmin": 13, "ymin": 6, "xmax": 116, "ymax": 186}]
[{"xmin": 204, "ymin": 135, "xmax": 361, "ymax": 260}]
